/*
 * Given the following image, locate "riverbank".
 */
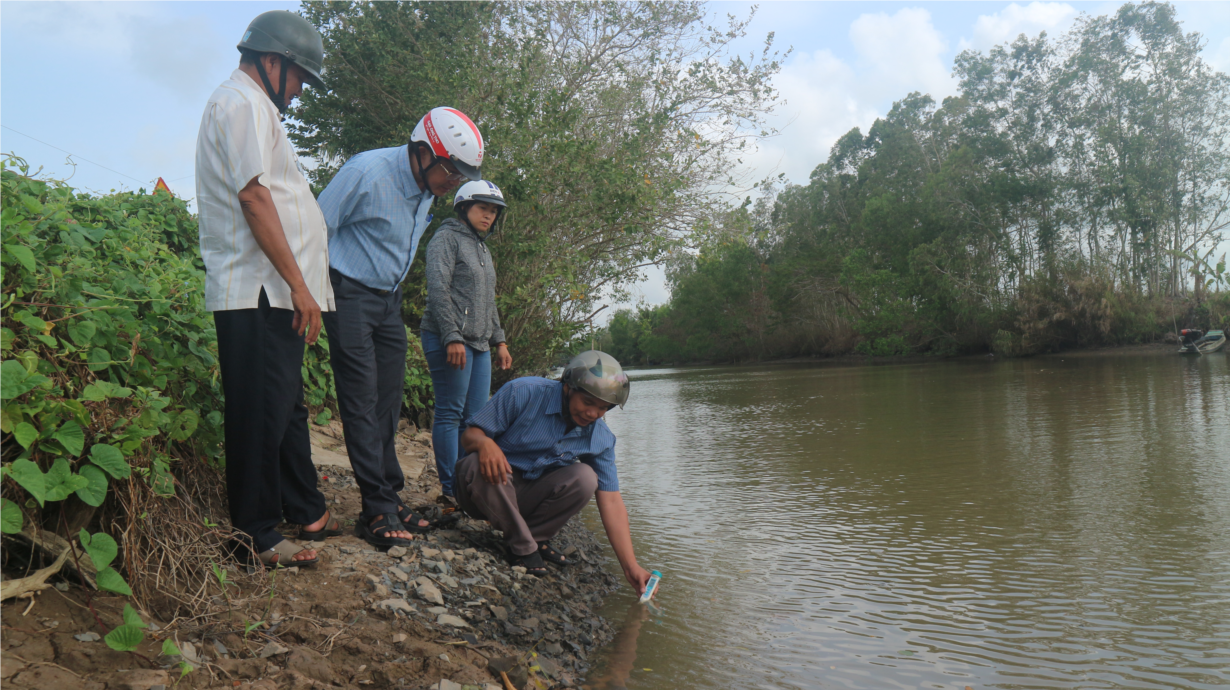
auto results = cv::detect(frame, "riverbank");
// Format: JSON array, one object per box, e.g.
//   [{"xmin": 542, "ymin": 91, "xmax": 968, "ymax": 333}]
[{"xmin": 1, "ymin": 429, "xmax": 621, "ymax": 690}]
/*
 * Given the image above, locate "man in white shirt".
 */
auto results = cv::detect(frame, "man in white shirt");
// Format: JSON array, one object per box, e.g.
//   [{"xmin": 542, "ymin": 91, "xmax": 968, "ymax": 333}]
[{"xmin": 195, "ymin": 11, "xmax": 341, "ymax": 567}]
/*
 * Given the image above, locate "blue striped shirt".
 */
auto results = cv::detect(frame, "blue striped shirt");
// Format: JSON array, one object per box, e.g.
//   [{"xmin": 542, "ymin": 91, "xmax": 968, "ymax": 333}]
[
  {"xmin": 319, "ymin": 145, "xmax": 434, "ymax": 291},
  {"xmin": 466, "ymin": 377, "xmax": 620, "ymax": 492}
]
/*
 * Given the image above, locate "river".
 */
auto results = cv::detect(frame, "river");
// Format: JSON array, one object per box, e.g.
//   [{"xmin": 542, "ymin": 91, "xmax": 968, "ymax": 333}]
[{"xmin": 581, "ymin": 349, "xmax": 1230, "ymax": 690}]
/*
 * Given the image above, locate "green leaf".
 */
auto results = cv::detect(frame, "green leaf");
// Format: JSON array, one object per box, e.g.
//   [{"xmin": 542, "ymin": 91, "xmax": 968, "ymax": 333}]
[
  {"xmin": 122, "ymin": 603, "xmax": 148, "ymax": 629},
  {"xmin": 103, "ymin": 623, "xmax": 143, "ymax": 651},
  {"xmin": 18, "ymin": 313, "xmax": 48, "ymax": 334},
  {"xmin": 167, "ymin": 410, "xmax": 199, "ymax": 441},
  {"xmin": 96, "ymin": 567, "xmax": 132, "ymax": 596},
  {"xmin": 2, "ymin": 244, "xmax": 36, "ymax": 272},
  {"xmin": 161, "ymin": 639, "xmax": 181, "ymax": 657},
  {"xmin": 79, "ymin": 383, "xmax": 108, "ymax": 402},
  {"xmin": 44, "ymin": 457, "xmax": 90, "ymax": 502},
  {"xmin": 0, "ymin": 327, "xmax": 15, "ymax": 351},
  {"xmin": 80, "ymin": 381, "xmax": 131, "ymax": 402},
  {"xmin": 67, "ymin": 320, "xmax": 97, "ymax": 347},
  {"xmin": 53, "ymin": 420, "xmax": 86, "ymax": 456},
  {"xmin": 87, "ymin": 348, "xmax": 112, "ymax": 372},
  {"xmin": 75, "ymin": 464, "xmax": 109, "ymax": 507},
  {"xmin": 1, "ymin": 498, "xmax": 23, "ymax": 534},
  {"xmin": 1, "ymin": 359, "xmax": 33, "ymax": 401},
  {"xmin": 89, "ymin": 443, "xmax": 131, "ymax": 479},
  {"xmin": 7, "ymin": 458, "xmax": 46, "ymax": 506},
  {"xmin": 81, "ymin": 530, "xmax": 118, "ymax": 570},
  {"xmin": 13, "ymin": 422, "xmax": 39, "ymax": 449},
  {"xmin": 314, "ymin": 409, "xmax": 332, "ymax": 425}
]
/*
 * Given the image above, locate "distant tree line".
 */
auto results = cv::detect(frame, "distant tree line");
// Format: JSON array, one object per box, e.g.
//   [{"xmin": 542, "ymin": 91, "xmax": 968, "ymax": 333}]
[{"xmin": 598, "ymin": 2, "xmax": 1230, "ymax": 364}]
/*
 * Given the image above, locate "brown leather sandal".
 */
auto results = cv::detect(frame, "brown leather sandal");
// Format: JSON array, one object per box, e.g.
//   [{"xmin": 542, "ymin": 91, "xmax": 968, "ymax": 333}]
[{"xmin": 258, "ymin": 540, "xmax": 318, "ymax": 567}]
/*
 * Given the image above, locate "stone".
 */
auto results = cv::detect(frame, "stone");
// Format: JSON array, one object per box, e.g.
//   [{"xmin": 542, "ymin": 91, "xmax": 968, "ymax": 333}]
[
  {"xmin": 389, "ymin": 568, "xmax": 409, "ymax": 583},
  {"xmin": 427, "ymin": 606, "xmax": 448, "ymax": 615},
  {"xmin": 392, "ymin": 633, "xmax": 408, "ymax": 643},
  {"xmin": 259, "ymin": 641, "xmax": 290, "ymax": 658},
  {"xmin": 213, "ymin": 639, "xmax": 229, "ymax": 657},
  {"xmin": 438, "ymin": 614, "xmax": 471, "ymax": 628},
  {"xmin": 511, "ymin": 566, "xmax": 527, "ymax": 575},
  {"xmin": 387, "ymin": 545, "xmax": 407, "ymax": 558},
  {"xmin": 489, "ymin": 605, "xmax": 509, "ymax": 621},
  {"xmin": 374, "ymin": 598, "xmax": 414, "ymax": 614},
  {"xmin": 437, "ymin": 681, "xmax": 463, "ymax": 690},
  {"xmin": 0, "ymin": 654, "xmax": 24, "ymax": 678},
  {"xmin": 74, "ymin": 632, "xmax": 102, "ymax": 642},
  {"xmin": 104, "ymin": 669, "xmax": 170, "ymax": 690},
  {"xmin": 286, "ymin": 648, "xmax": 336, "ymax": 684},
  {"xmin": 519, "ymin": 617, "xmax": 539, "ymax": 630},
  {"xmin": 536, "ymin": 657, "xmax": 562, "ymax": 679},
  {"xmin": 442, "ymin": 550, "xmax": 456, "ymax": 561},
  {"xmin": 438, "ymin": 574, "xmax": 459, "ymax": 589},
  {"xmin": 421, "ymin": 547, "xmax": 442, "ymax": 558},
  {"xmin": 416, "ymin": 580, "xmax": 445, "ymax": 606},
  {"xmin": 179, "ymin": 641, "xmax": 202, "ymax": 664},
  {"xmin": 543, "ymin": 642, "xmax": 563, "ymax": 655},
  {"xmin": 432, "ymin": 561, "xmax": 450, "ymax": 574},
  {"xmin": 372, "ymin": 583, "xmax": 390, "ymax": 597}
]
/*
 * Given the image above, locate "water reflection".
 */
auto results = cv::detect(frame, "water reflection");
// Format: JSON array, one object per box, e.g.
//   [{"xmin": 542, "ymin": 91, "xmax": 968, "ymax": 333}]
[
  {"xmin": 583, "ymin": 601, "xmax": 658, "ymax": 690},
  {"xmin": 584, "ymin": 352, "xmax": 1230, "ymax": 690}
]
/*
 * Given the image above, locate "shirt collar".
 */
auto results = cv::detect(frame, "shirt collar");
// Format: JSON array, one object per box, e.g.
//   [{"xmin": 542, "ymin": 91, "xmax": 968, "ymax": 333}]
[
  {"xmin": 231, "ymin": 69, "xmax": 272, "ymax": 109},
  {"xmin": 397, "ymin": 145, "xmax": 429, "ymax": 201}
]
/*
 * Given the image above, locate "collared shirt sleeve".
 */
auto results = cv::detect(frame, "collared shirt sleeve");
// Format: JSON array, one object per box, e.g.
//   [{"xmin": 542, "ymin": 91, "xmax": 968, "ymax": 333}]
[
  {"xmin": 318, "ymin": 163, "xmax": 368, "ymax": 242},
  {"xmin": 211, "ymin": 97, "xmax": 271, "ymax": 194},
  {"xmin": 466, "ymin": 380, "xmax": 527, "ymax": 438},
  {"xmin": 425, "ymin": 232, "xmax": 465, "ymax": 345},
  {"xmin": 582, "ymin": 433, "xmax": 619, "ymax": 492}
]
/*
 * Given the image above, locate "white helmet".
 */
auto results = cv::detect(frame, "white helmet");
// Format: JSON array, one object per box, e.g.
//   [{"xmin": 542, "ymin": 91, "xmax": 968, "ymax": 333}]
[
  {"xmin": 410, "ymin": 107, "xmax": 484, "ymax": 181},
  {"xmin": 453, "ymin": 180, "xmax": 506, "ymax": 212}
]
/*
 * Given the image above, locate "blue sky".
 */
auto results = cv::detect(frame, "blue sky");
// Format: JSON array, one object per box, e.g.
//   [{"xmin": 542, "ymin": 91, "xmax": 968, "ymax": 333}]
[{"xmin": 3, "ymin": 1, "xmax": 1228, "ymax": 311}]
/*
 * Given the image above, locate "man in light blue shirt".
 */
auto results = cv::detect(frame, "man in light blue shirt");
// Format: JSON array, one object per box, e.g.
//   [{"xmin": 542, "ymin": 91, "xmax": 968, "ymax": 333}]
[{"xmin": 318, "ymin": 108, "xmax": 485, "ymax": 549}]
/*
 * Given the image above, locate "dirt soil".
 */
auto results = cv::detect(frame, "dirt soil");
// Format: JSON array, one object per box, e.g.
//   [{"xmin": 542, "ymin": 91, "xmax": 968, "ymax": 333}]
[{"xmin": 2, "ymin": 426, "xmax": 621, "ymax": 690}]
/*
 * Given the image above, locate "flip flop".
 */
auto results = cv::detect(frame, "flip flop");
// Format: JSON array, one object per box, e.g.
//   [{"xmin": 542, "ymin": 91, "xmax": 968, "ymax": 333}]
[
  {"xmin": 258, "ymin": 540, "xmax": 318, "ymax": 567},
  {"xmin": 298, "ymin": 513, "xmax": 344, "ymax": 540},
  {"xmin": 355, "ymin": 513, "xmax": 415, "ymax": 548},
  {"xmin": 537, "ymin": 541, "xmax": 569, "ymax": 567},
  {"xmin": 511, "ymin": 551, "xmax": 549, "ymax": 578}
]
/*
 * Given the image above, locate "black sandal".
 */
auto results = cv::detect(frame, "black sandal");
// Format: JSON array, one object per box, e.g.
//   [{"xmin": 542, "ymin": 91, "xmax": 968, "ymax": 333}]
[
  {"xmin": 298, "ymin": 513, "xmax": 344, "ymax": 540},
  {"xmin": 537, "ymin": 541, "xmax": 569, "ymax": 567},
  {"xmin": 355, "ymin": 513, "xmax": 415, "ymax": 548},
  {"xmin": 396, "ymin": 505, "xmax": 432, "ymax": 534},
  {"xmin": 511, "ymin": 551, "xmax": 549, "ymax": 578}
]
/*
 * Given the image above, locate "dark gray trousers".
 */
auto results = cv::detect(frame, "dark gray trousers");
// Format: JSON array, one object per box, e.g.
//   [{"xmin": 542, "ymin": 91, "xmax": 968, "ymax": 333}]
[
  {"xmin": 454, "ymin": 453, "xmax": 598, "ymax": 557},
  {"xmin": 214, "ymin": 288, "xmax": 326, "ymax": 554},
  {"xmin": 322, "ymin": 270, "xmax": 408, "ymax": 518}
]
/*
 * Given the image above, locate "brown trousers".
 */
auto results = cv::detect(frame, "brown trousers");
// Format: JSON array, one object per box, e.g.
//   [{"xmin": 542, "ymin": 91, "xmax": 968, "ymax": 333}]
[{"xmin": 454, "ymin": 453, "xmax": 598, "ymax": 557}]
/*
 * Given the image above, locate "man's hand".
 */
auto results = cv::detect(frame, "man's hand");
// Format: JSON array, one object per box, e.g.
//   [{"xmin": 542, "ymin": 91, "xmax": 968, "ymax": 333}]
[
  {"xmin": 476, "ymin": 437, "xmax": 512, "ymax": 485},
  {"xmin": 625, "ymin": 563, "xmax": 653, "ymax": 596},
  {"xmin": 494, "ymin": 343, "xmax": 513, "ymax": 370},
  {"xmin": 446, "ymin": 342, "xmax": 467, "ymax": 369},
  {"xmin": 290, "ymin": 287, "xmax": 322, "ymax": 345}
]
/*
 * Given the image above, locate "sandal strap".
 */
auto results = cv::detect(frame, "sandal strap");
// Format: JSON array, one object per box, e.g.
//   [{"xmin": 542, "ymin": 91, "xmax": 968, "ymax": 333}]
[
  {"xmin": 261, "ymin": 540, "xmax": 309, "ymax": 565},
  {"xmin": 514, "ymin": 551, "xmax": 547, "ymax": 570},
  {"xmin": 368, "ymin": 513, "xmax": 403, "ymax": 536}
]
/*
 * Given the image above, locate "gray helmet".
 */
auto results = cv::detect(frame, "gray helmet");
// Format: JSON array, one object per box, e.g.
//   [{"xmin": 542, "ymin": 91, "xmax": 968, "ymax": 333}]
[
  {"xmin": 237, "ymin": 11, "xmax": 326, "ymax": 90},
  {"xmin": 561, "ymin": 350, "xmax": 630, "ymax": 409}
]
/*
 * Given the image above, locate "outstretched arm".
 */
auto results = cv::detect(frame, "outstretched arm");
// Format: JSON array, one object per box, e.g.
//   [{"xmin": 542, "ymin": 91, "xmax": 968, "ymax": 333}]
[{"xmin": 595, "ymin": 490, "xmax": 652, "ymax": 594}]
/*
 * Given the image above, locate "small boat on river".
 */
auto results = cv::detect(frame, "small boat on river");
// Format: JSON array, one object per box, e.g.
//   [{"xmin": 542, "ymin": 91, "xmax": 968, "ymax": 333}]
[{"xmin": 1177, "ymin": 329, "xmax": 1227, "ymax": 355}]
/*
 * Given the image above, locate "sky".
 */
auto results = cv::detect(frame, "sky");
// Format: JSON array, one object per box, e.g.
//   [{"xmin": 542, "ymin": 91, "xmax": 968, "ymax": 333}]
[{"xmin": 3, "ymin": 1, "xmax": 1229, "ymax": 317}]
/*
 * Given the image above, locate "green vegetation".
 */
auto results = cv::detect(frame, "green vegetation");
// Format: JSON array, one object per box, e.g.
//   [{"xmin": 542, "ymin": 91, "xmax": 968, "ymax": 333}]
[{"xmin": 599, "ymin": 2, "xmax": 1230, "ymax": 364}]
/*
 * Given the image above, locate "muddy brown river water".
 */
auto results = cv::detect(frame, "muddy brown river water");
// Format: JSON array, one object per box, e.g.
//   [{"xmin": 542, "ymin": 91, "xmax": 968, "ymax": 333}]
[{"xmin": 581, "ymin": 349, "xmax": 1230, "ymax": 689}]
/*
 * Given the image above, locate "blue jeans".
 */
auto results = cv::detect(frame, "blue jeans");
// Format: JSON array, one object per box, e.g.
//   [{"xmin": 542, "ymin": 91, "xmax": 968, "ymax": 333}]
[{"xmin": 422, "ymin": 330, "xmax": 491, "ymax": 496}]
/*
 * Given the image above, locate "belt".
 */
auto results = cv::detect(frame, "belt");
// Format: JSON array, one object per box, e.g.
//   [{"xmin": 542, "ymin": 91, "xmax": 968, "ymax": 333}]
[{"xmin": 330, "ymin": 268, "xmax": 394, "ymax": 296}]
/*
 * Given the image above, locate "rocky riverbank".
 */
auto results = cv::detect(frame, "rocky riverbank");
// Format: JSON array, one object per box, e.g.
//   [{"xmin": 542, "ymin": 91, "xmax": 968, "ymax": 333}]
[{"xmin": 1, "ymin": 426, "xmax": 622, "ymax": 690}]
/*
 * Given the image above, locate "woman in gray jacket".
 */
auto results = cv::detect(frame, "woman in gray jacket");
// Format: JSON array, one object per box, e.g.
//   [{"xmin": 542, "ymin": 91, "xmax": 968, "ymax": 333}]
[{"xmin": 420, "ymin": 180, "xmax": 513, "ymax": 498}]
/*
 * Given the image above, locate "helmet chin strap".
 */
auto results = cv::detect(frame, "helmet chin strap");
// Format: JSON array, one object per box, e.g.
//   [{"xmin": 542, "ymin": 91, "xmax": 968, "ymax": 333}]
[{"xmin": 255, "ymin": 54, "xmax": 290, "ymax": 116}]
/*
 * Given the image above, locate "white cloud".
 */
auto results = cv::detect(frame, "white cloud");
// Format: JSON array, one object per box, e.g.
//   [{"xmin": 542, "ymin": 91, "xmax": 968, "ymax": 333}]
[
  {"xmin": 960, "ymin": 2, "xmax": 1079, "ymax": 53},
  {"xmin": 1210, "ymin": 37, "xmax": 1230, "ymax": 75},
  {"xmin": 2, "ymin": 2, "xmax": 228, "ymax": 101},
  {"xmin": 850, "ymin": 8, "xmax": 956, "ymax": 103}
]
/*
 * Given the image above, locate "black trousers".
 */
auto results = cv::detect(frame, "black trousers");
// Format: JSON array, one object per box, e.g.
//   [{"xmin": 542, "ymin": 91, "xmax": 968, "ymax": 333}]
[
  {"xmin": 214, "ymin": 288, "xmax": 326, "ymax": 553},
  {"xmin": 322, "ymin": 270, "xmax": 408, "ymax": 519}
]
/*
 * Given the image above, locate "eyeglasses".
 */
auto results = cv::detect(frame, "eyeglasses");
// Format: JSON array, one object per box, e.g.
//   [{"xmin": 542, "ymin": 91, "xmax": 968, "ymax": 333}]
[{"xmin": 437, "ymin": 158, "xmax": 466, "ymax": 182}]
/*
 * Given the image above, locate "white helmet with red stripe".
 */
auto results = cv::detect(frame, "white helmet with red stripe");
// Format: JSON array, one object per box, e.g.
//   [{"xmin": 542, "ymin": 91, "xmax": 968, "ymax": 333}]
[{"xmin": 410, "ymin": 107, "xmax": 484, "ymax": 181}]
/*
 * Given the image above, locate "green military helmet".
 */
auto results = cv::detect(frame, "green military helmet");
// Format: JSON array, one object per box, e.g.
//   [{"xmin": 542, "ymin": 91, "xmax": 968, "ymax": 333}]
[
  {"xmin": 561, "ymin": 350, "xmax": 630, "ymax": 409},
  {"xmin": 237, "ymin": 10, "xmax": 326, "ymax": 90}
]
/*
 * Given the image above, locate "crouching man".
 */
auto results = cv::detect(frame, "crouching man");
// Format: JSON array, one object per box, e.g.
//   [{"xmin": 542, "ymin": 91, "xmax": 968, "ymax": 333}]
[{"xmin": 455, "ymin": 351, "xmax": 652, "ymax": 593}]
